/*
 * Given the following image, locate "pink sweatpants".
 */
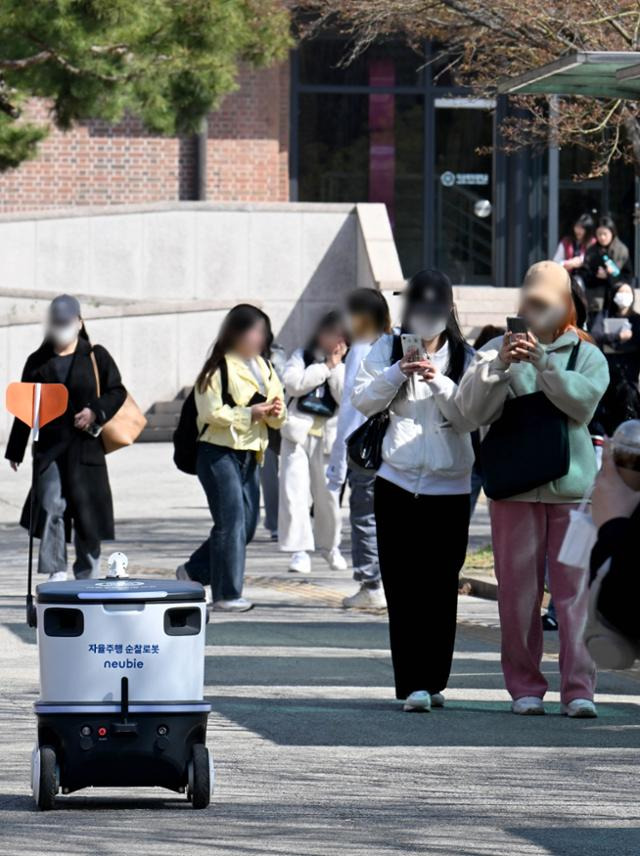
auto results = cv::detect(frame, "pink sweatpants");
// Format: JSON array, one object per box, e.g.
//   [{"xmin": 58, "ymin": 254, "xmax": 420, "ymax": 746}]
[{"xmin": 490, "ymin": 500, "xmax": 596, "ymax": 704}]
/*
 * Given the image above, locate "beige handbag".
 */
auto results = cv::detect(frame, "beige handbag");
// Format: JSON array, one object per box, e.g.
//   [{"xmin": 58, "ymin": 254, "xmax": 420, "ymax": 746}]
[{"xmin": 90, "ymin": 351, "xmax": 147, "ymax": 453}]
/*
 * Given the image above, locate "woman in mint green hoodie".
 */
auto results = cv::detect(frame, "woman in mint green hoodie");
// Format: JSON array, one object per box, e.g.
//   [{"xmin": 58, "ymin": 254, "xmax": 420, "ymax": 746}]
[{"xmin": 458, "ymin": 261, "xmax": 609, "ymax": 719}]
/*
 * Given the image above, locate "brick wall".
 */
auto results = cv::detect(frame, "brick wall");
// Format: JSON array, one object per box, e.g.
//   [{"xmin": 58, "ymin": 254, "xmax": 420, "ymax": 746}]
[{"xmin": 0, "ymin": 60, "xmax": 290, "ymax": 213}]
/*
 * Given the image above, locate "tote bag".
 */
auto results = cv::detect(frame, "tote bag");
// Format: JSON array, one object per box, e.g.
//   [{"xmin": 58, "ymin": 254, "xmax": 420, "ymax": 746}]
[
  {"xmin": 480, "ymin": 343, "xmax": 580, "ymax": 500},
  {"xmin": 90, "ymin": 351, "xmax": 147, "ymax": 454}
]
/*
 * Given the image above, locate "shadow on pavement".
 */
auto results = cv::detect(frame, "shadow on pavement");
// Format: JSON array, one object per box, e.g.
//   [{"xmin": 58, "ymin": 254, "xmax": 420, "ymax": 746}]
[
  {"xmin": 207, "ymin": 695, "xmax": 640, "ymax": 748},
  {"xmin": 508, "ymin": 827, "xmax": 640, "ymax": 855},
  {"xmin": 206, "ymin": 620, "xmax": 390, "ymax": 649}
]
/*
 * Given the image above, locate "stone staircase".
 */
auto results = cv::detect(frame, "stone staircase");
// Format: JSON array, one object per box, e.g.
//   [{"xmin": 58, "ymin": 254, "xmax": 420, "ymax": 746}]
[{"xmin": 139, "ymin": 387, "xmax": 191, "ymax": 443}]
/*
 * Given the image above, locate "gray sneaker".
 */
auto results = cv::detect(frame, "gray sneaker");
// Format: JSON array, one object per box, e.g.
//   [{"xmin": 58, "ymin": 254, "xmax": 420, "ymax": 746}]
[{"xmin": 403, "ymin": 691, "xmax": 431, "ymax": 712}]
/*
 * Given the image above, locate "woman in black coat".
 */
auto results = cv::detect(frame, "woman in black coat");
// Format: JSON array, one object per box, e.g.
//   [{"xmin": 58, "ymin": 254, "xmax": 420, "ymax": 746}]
[{"xmin": 5, "ymin": 295, "xmax": 126, "ymax": 580}]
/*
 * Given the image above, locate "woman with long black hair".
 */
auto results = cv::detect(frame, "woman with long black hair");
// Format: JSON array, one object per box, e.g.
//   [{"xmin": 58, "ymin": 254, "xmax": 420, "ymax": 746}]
[
  {"xmin": 352, "ymin": 270, "xmax": 475, "ymax": 712},
  {"xmin": 177, "ymin": 304, "xmax": 286, "ymax": 612}
]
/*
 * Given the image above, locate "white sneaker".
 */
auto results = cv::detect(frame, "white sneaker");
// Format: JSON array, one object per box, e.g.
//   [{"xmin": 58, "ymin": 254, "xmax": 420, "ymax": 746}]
[
  {"xmin": 288, "ymin": 551, "xmax": 311, "ymax": 574},
  {"xmin": 431, "ymin": 693, "xmax": 445, "ymax": 708},
  {"xmin": 48, "ymin": 570, "xmax": 67, "ymax": 582},
  {"xmin": 403, "ymin": 690, "xmax": 431, "ymax": 712},
  {"xmin": 342, "ymin": 585, "xmax": 387, "ymax": 609},
  {"xmin": 511, "ymin": 696, "xmax": 545, "ymax": 715},
  {"xmin": 211, "ymin": 598, "xmax": 254, "ymax": 612},
  {"xmin": 322, "ymin": 548, "xmax": 347, "ymax": 571},
  {"xmin": 561, "ymin": 699, "xmax": 598, "ymax": 718}
]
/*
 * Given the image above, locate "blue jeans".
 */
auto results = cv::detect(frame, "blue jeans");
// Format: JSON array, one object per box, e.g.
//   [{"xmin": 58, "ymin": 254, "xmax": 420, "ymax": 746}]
[
  {"xmin": 37, "ymin": 460, "xmax": 101, "ymax": 579},
  {"xmin": 259, "ymin": 446, "xmax": 279, "ymax": 534},
  {"xmin": 186, "ymin": 443, "xmax": 259, "ymax": 601},
  {"xmin": 348, "ymin": 469, "xmax": 381, "ymax": 589}
]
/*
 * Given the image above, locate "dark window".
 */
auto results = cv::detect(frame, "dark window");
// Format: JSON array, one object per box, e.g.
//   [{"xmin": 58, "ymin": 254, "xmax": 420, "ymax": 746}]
[{"xmin": 298, "ymin": 92, "xmax": 424, "ymax": 276}]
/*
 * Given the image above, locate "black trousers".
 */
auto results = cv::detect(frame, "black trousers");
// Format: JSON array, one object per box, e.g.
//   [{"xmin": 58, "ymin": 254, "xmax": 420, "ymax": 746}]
[{"xmin": 374, "ymin": 476, "xmax": 470, "ymax": 699}]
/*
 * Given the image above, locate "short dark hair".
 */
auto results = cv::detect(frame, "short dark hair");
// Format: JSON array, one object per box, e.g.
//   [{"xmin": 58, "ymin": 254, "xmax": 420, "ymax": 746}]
[
  {"xmin": 473, "ymin": 325, "xmax": 505, "ymax": 350},
  {"xmin": 346, "ymin": 288, "xmax": 391, "ymax": 334}
]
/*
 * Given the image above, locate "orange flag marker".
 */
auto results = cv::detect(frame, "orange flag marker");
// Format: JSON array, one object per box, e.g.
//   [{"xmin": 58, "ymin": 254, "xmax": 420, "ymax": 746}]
[{"xmin": 6, "ymin": 382, "xmax": 68, "ymax": 437}]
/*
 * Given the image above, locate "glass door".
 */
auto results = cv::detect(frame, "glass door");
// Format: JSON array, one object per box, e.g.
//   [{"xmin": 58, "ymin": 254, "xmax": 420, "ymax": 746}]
[{"xmin": 433, "ymin": 102, "xmax": 494, "ymax": 284}]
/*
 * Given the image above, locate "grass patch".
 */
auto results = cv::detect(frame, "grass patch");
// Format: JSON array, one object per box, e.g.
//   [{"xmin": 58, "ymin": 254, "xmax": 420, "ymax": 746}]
[{"xmin": 464, "ymin": 543, "xmax": 495, "ymax": 575}]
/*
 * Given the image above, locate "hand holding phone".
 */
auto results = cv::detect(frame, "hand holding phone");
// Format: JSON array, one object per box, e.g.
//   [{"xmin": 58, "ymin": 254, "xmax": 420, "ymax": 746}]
[
  {"xmin": 399, "ymin": 333, "xmax": 430, "ymax": 378},
  {"xmin": 400, "ymin": 333, "xmax": 423, "ymax": 360},
  {"xmin": 506, "ymin": 316, "xmax": 528, "ymax": 343}
]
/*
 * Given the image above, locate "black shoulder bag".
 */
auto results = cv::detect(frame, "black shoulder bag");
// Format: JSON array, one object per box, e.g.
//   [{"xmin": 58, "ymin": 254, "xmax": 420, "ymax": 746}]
[
  {"xmin": 480, "ymin": 342, "xmax": 581, "ymax": 501},
  {"xmin": 346, "ymin": 335, "xmax": 403, "ymax": 471},
  {"xmin": 295, "ymin": 350, "xmax": 338, "ymax": 418}
]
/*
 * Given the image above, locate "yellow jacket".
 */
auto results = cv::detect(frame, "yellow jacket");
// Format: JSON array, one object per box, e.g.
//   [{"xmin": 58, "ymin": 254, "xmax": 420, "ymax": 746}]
[{"xmin": 195, "ymin": 353, "xmax": 286, "ymax": 462}]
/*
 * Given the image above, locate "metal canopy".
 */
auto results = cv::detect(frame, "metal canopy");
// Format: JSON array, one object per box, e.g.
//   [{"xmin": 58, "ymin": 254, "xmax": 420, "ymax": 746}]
[{"xmin": 497, "ymin": 51, "xmax": 640, "ymax": 99}]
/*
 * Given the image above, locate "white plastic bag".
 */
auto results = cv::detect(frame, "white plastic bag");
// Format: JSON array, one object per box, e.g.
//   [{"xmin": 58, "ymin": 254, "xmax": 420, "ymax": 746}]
[{"xmin": 558, "ymin": 495, "xmax": 597, "ymax": 569}]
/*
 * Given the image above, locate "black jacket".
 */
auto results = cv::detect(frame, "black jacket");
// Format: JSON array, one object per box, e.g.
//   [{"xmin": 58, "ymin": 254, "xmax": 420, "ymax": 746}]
[
  {"xmin": 590, "ymin": 507, "xmax": 640, "ymax": 641},
  {"xmin": 583, "ymin": 238, "xmax": 632, "ymax": 290},
  {"xmin": 5, "ymin": 337, "xmax": 126, "ymax": 542},
  {"xmin": 590, "ymin": 311, "xmax": 640, "ymax": 434}
]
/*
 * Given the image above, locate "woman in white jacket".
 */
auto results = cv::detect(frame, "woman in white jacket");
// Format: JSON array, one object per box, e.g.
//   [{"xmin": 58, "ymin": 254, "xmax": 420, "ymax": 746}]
[
  {"xmin": 352, "ymin": 270, "xmax": 475, "ymax": 712},
  {"xmin": 279, "ymin": 311, "xmax": 348, "ymax": 574}
]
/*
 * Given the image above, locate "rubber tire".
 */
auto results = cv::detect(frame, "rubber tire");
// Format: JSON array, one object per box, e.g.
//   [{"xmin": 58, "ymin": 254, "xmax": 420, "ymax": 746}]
[
  {"xmin": 37, "ymin": 746, "xmax": 58, "ymax": 811},
  {"xmin": 190, "ymin": 744, "xmax": 210, "ymax": 810}
]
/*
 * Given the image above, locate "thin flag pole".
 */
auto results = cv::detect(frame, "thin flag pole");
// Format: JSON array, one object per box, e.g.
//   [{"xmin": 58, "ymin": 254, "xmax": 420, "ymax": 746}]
[{"xmin": 26, "ymin": 383, "xmax": 42, "ymax": 627}]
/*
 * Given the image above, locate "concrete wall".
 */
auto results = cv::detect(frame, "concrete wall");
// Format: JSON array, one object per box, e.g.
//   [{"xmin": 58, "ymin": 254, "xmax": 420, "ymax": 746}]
[
  {"xmin": 0, "ymin": 201, "xmax": 404, "ymax": 442},
  {"xmin": 0, "ymin": 201, "xmax": 402, "ymax": 348}
]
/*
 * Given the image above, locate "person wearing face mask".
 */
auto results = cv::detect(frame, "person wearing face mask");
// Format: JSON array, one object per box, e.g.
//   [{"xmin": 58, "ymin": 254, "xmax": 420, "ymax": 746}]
[
  {"xmin": 5, "ymin": 295, "xmax": 126, "ymax": 581},
  {"xmin": 326, "ymin": 288, "xmax": 392, "ymax": 609},
  {"xmin": 279, "ymin": 311, "xmax": 349, "ymax": 575},
  {"xmin": 591, "ymin": 283, "xmax": 640, "ymax": 435},
  {"xmin": 458, "ymin": 261, "xmax": 609, "ymax": 718},
  {"xmin": 352, "ymin": 270, "xmax": 475, "ymax": 712}
]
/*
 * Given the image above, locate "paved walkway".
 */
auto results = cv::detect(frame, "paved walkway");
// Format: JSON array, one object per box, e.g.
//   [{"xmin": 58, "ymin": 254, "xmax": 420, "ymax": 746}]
[{"xmin": 1, "ymin": 445, "xmax": 639, "ymax": 855}]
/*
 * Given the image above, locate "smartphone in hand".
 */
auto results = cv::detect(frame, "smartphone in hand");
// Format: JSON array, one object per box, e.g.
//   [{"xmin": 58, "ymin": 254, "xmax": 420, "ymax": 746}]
[
  {"xmin": 506, "ymin": 316, "xmax": 528, "ymax": 343},
  {"xmin": 401, "ymin": 333, "xmax": 424, "ymax": 361}
]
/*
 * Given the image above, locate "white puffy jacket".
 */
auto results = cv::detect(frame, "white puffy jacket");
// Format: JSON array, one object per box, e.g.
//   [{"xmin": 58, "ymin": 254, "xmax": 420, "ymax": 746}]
[{"xmin": 352, "ymin": 334, "xmax": 475, "ymax": 486}]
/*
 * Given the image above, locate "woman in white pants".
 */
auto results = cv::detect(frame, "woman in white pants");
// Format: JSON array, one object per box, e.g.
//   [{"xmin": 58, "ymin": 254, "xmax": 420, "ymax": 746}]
[{"xmin": 279, "ymin": 312, "xmax": 348, "ymax": 574}]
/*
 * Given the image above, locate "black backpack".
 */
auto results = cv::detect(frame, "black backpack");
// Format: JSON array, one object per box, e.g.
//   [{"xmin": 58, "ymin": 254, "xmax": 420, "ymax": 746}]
[{"xmin": 173, "ymin": 358, "xmax": 271, "ymax": 475}]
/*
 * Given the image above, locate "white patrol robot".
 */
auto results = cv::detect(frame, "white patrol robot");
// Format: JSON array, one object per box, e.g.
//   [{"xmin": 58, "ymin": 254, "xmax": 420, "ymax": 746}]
[{"xmin": 31, "ymin": 556, "xmax": 213, "ymax": 810}]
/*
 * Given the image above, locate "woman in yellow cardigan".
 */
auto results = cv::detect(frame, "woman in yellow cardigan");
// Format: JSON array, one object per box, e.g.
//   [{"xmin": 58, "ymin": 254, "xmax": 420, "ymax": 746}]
[{"xmin": 177, "ymin": 305, "xmax": 286, "ymax": 612}]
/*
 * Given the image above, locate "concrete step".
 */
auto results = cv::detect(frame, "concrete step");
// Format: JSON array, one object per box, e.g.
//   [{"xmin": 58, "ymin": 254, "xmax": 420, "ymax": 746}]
[
  {"xmin": 140, "ymin": 387, "xmax": 193, "ymax": 442},
  {"xmin": 138, "ymin": 426, "xmax": 175, "ymax": 443},
  {"xmin": 145, "ymin": 412, "xmax": 180, "ymax": 429},
  {"xmin": 153, "ymin": 400, "xmax": 184, "ymax": 414}
]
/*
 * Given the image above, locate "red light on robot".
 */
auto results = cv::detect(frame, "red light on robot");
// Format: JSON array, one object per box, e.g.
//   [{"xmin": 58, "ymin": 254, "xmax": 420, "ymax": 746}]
[{"xmin": 97, "ymin": 726, "xmax": 107, "ymax": 737}]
